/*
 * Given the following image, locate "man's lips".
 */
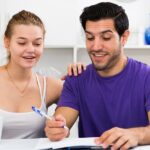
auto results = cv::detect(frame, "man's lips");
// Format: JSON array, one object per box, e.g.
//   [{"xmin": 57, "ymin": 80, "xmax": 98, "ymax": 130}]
[
  {"xmin": 90, "ymin": 51, "xmax": 109, "ymax": 62},
  {"xmin": 90, "ymin": 51, "xmax": 108, "ymax": 57}
]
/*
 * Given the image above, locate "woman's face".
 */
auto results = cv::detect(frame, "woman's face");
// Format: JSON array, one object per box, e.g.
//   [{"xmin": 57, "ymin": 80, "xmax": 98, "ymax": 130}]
[{"xmin": 5, "ymin": 24, "xmax": 44, "ymax": 69}]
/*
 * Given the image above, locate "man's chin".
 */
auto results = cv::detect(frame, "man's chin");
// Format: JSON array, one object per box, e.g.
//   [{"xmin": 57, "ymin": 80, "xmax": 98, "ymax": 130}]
[{"xmin": 93, "ymin": 64, "xmax": 107, "ymax": 71}]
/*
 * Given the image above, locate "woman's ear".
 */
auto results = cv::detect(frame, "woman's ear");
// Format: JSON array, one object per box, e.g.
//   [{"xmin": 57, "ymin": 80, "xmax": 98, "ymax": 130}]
[
  {"xmin": 121, "ymin": 30, "xmax": 130, "ymax": 47},
  {"xmin": 4, "ymin": 37, "xmax": 10, "ymax": 49}
]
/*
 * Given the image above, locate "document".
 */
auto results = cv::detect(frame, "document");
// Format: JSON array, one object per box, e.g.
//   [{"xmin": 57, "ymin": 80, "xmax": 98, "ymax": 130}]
[{"xmin": 36, "ymin": 137, "xmax": 103, "ymax": 149}]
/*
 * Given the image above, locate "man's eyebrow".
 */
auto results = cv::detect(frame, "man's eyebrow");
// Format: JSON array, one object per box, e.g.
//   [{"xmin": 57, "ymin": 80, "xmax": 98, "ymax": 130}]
[
  {"xmin": 85, "ymin": 30, "xmax": 113, "ymax": 35},
  {"xmin": 100, "ymin": 30, "xmax": 113, "ymax": 34},
  {"xmin": 85, "ymin": 30, "xmax": 92, "ymax": 35}
]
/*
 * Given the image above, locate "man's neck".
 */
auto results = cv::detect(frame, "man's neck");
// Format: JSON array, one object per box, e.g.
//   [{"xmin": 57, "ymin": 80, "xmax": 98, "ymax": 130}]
[{"xmin": 98, "ymin": 56, "xmax": 127, "ymax": 77}]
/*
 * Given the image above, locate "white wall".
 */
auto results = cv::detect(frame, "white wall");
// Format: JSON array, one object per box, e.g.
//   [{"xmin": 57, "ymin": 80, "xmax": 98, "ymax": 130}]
[
  {"xmin": 0, "ymin": 0, "xmax": 150, "ymax": 47},
  {"xmin": 0, "ymin": 0, "xmax": 77, "ymax": 46},
  {"xmin": 0, "ymin": 0, "xmax": 149, "ymax": 72},
  {"xmin": 0, "ymin": 0, "xmax": 78, "ymax": 72},
  {"xmin": 76, "ymin": 0, "xmax": 150, "ymax": 46}
]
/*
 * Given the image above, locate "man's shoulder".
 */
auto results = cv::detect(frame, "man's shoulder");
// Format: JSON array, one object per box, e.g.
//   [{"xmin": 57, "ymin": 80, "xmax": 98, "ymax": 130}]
[
  {"xmin": 128, "ymin": 58, "xmax": 150, "ymax": 78},
  {"xmin": 76, "ymin": 63, "xmax": 93, "ymax": 77},
  {"xmin": 129, "ymin": 58, "xmax": 150, "ymax": 70},
  {"xmin": 65, "ymin": 64, "xmax": 94, "ymax": 81}
]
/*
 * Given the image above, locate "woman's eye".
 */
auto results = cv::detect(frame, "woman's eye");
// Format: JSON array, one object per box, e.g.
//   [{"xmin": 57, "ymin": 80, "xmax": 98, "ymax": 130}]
[
  {"xmin": 34, "ymin": 43, "xmax": 41, "ymax": 46},
  {"xmin": 18, "ymin": 43, "xmax": 25, "ymax": 45}
]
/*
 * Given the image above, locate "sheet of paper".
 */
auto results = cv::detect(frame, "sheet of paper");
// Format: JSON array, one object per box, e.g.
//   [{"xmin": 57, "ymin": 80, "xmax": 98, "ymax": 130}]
[
  {"xmin": 36, "ymin": 138, "xmax": 52, "ymax": 149},
  {"xmin": 36, "ymin": 137, "xmax": 101, "ymax": 149},
  {"xmin": 133, "ymin": 145, "xmax": 150, "ymax": 150},
  {"xmin": 35, "ymin": 138, "xmax": 150, "ymax": 150}
]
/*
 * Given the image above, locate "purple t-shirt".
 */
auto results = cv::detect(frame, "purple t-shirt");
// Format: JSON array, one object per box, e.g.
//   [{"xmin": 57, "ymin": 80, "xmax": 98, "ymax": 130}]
[{"xmin": 58, "ymin": 58, "xmax": 150, "ymax": 137}]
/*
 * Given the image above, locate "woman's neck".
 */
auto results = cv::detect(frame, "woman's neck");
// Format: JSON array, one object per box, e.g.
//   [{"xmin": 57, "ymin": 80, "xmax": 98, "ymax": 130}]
[
  {"xmin": 5, "ymin": 63, "xmax": 33, "ymax": 81},
  {"xmin": 5, "ymin": 63, "xmax": 34, "ymax": 97}
]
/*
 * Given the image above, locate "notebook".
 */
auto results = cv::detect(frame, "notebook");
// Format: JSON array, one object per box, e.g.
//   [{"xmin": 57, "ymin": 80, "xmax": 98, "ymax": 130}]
[{"xmin": 35, "ymin": 137, "xmax": 105, "ymax": 149}]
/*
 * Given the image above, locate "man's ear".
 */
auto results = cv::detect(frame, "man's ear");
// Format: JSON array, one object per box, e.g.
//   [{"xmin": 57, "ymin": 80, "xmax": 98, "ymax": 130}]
[{"xmin": 121, "ymin": 30, "xmax": 130, "ymax": 47}]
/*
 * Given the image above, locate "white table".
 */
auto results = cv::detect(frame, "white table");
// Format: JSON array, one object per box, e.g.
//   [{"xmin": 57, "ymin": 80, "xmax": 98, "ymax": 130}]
[
  {"xmin": 0, "ymin": 138, "xmax": 39, "ymax": 150},
  {"xmin": 0, "ymin": 138, "xmax": 150, "ymax": 150}
]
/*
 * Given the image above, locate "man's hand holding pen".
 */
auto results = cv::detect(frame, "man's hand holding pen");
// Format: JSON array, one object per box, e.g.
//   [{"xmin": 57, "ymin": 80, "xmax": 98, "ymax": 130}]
[{"xmin": 45, "ymin": 114, "xmax": 69, "ymax": 141}]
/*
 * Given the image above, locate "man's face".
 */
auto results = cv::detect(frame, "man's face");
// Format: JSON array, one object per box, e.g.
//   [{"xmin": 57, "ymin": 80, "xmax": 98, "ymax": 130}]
[{"xmin": 85, "ymin": 19, "xmax": 124, "ymax": 72}]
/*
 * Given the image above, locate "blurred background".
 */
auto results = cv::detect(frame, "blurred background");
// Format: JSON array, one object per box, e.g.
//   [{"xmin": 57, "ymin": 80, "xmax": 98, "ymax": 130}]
[{"xmin": 0, "ymin": 0, "xmax": 150, "ymax": 77}]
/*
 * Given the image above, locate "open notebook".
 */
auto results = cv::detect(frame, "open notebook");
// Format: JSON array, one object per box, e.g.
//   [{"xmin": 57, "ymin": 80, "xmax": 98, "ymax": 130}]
[{"xmin": 36, "ymin": 137, "xmax": 105, "ymax": 149}]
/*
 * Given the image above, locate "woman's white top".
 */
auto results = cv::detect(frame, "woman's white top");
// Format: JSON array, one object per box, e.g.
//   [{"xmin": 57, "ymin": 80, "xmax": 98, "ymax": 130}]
[{"xmin": 0, "ymin": 75, "xmax": 47, "ymax": 139}]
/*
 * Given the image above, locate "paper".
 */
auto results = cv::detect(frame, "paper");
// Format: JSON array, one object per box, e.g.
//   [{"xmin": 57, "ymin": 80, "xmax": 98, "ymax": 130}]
[{"xmin": 36, "ymin": 137, "xmax": 101, "ymax": 149}]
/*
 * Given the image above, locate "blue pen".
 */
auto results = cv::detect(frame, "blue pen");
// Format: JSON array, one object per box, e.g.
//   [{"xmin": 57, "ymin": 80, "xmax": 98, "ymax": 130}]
[{"xmin": 32, "ymin": 106, "xmax": 68, "ymax": 130}]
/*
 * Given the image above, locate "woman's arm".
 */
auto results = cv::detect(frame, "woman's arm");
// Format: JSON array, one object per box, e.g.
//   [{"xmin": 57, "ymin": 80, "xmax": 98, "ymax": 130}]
[{"xmin": 46, "ymin": 63, "xmax": 86, "ymax": 106}]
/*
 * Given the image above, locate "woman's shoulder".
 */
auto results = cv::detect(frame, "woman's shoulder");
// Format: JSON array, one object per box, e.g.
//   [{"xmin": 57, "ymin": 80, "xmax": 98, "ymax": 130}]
[
  {"xmin": 46, "ymin": 76, "xmax": 63, "ymax": 87},
  {"xmin": 0, "ymin": 66, "xmax": 8, "ymax": 79},
  {"xmin": 35, "ymin": 74, "xmax": 63, "ymax": 89},
  {"xmin": 43, "ymin": 75, "xmax": 63, "ymax": 106},
  {"xmin": 0, "ymin": 65, "xmax": 6, "ymax": 72}
]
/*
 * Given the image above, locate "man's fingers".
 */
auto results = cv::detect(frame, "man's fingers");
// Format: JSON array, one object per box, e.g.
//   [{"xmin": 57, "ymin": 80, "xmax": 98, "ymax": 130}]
[{"xmin": 45, "ymin": 128, "xmax": 68, "ymax": 141}]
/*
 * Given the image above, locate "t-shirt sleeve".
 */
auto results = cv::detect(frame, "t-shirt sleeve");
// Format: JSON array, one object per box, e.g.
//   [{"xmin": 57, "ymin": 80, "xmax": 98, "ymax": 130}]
[
  {"xmin": 57, "ymin": 76, "xmax": 79, "ymax": 111},
  {"xmin": 145, "ymin": 71, "xmax": 150, "ymax": 112}
]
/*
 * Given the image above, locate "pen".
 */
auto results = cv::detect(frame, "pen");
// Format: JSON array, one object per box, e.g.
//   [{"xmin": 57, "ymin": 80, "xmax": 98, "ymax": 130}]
[{"xmin": 32, "ymin": 106, "xmax": 68, "ymax": 130}]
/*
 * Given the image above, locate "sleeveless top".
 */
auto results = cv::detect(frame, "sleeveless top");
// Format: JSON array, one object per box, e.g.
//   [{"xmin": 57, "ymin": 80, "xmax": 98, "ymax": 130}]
[{"xmin": 0, "ymin": 74, "xmax": 47, "ymax": 139}]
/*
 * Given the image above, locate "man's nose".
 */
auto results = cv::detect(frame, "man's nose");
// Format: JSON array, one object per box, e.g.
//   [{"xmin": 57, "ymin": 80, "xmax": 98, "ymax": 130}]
[{"xmin": 92, "ymin": 38, "xmax": 103, "ymax": 51}]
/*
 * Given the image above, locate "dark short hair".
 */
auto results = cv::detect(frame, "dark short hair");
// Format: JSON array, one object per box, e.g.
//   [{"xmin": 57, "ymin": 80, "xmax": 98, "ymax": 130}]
[{"xmin": 80, "ymin": 2, "xmax": 129, "ymax": 37}]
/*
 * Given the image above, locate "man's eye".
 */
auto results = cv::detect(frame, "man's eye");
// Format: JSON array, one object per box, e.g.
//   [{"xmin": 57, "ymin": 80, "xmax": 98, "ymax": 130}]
[
  {"xmin": 103, "ymin": 37, "xmax": 111, "ymax": 41},
  {"xmin": 86, "ymin": 37, "xmax": 94, "ymax": 41}
]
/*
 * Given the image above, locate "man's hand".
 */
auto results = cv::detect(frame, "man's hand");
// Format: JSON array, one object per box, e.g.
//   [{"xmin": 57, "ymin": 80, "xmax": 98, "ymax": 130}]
[
  {"xmin": 45, "ymin": 114, "xmax": 69, "ymax": 141},
  {"xmin": 95, "ymin": 127, "xmax": 142, "ymax": 150}
]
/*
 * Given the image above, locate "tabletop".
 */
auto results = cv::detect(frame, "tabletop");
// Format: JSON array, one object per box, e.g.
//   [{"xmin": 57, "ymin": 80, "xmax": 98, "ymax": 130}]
[{"xmin": 0, "ymin": 138, "xmax": 150, "ymax": 150}]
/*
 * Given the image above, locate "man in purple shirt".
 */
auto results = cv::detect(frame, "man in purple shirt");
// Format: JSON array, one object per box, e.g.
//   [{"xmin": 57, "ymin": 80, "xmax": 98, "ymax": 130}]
[{"xmin": 45, "ymin": 2, "xmax": 150, "ymax": 150}]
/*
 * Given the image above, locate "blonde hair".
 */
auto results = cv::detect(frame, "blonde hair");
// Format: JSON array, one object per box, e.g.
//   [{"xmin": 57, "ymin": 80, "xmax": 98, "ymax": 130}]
[{"xmin": 4, "ymin": 10, "xmax": 46, "ymax": 39}]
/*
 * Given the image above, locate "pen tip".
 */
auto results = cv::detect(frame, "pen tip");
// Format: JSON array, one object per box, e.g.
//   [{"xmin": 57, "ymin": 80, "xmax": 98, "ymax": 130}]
[
  {"xmin": 32, "ymin": 106, "xmax": 35, "ymax": 111},
  {"xmin": 32, "ymin": 106, "xmax": 43, "ymax": 117}
]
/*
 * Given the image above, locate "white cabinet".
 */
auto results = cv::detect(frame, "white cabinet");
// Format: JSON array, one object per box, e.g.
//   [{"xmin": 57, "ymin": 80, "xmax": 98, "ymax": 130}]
[
  {"xmin": 34, "ymin": 45, "xmax": 150, "ymax": 77},
  {"xmin": 34, "ymin": 45, "xmax": 74, "ymax": 77},
  {"xmin": 76, "ymin": 45, "xmax": 150, "ymax": 65},
  {"xmin": 124, "ymin": 46, "xmax": 150, "ymax": 65}
]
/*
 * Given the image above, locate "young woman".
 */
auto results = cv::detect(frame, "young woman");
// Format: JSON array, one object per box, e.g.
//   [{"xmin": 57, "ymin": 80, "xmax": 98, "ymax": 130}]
[{"xmin": 0, "ymin": 10, "xmax": 85, "ymax": 139}]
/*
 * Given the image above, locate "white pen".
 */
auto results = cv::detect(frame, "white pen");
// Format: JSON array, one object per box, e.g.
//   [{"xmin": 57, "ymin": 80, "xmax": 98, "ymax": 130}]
[{"xmin": 32, "ymin": 106, "xmax": 68, "ymax": 130}]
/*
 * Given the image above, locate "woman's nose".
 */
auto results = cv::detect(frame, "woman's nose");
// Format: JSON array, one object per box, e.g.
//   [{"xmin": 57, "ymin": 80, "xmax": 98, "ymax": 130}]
[{"xmin": 26, "ymin": 43, "xmax": 35, "ymax": 52}]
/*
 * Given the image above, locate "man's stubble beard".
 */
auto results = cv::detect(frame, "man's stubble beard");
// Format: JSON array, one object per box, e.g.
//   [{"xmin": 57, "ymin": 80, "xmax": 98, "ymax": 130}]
[{"xmin": 88, "ymin": 44, "xmax": 122, "ymax": 71}]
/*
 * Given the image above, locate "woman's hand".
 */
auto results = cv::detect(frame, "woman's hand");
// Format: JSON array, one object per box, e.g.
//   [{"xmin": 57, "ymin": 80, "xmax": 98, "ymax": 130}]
[{"xmin": 61, "ymin": 62, "xmax": 86, "ymax": 80}]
